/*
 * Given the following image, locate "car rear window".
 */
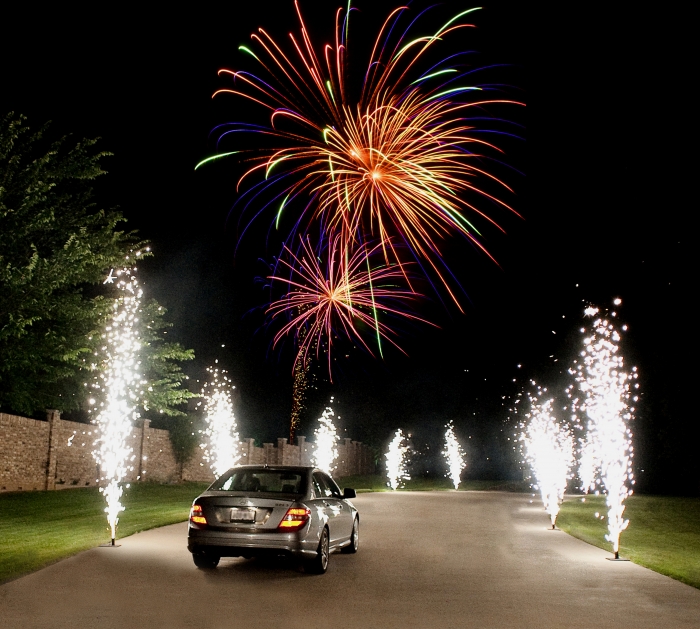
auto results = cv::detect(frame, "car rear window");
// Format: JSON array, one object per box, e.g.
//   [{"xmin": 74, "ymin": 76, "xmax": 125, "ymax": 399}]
[{"xmin": 210, "ymin": 469, "xmax": 305, "ymax": 493}]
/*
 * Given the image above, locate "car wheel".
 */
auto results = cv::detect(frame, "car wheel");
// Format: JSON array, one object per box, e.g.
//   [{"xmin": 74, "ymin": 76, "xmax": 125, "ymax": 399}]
[
  {"xmin": 342, "ymin": 518, "xmax": 359, "ymax": 554},
  {"xmin": 192, "ymin": 553, "xmax": 220, "ymax": 569},
  {"xmin": 305, "ymin": 527, "xmax": 329, "ymax": 574}
]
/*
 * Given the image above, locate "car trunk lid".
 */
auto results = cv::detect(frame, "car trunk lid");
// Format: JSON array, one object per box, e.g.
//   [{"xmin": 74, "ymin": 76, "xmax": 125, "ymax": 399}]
[{"xmin": 197, "ymin": 494, "xmax": 298, "ymax": 529}]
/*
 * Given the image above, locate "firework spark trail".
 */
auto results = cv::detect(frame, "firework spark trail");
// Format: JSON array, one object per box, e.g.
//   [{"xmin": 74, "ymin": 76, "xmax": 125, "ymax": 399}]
[
  {"xmin": 201, "ymin": 367, "xmax": 240, "ymax": 478},
  {"xmin": 200, "ymin": 2, "xmax": 522, "ymax": 310},
  {"xmin": 92, "ymin": 266, "xmax": 143, "ymax": 543},
  {"xmin": 570, "ymin": 302, "xmax": 637, "ymax": 556},
  {"xmin": 521, "ymin": 389, "xmax": 574, "ymax": 528},
  {"xmin": 443, "ymin": 421, "xmax": 466, "ymax": 489},
  {"xmin": 312, "ymin": 397, "xmax": 339, "ymax": 474},
  {"xmin": 267, "ymin": 234, "xmax": 432, "ymax": 376},
  {"xmin": 385, "ymin": 429, "xmax": 410, "ymax": 490}
]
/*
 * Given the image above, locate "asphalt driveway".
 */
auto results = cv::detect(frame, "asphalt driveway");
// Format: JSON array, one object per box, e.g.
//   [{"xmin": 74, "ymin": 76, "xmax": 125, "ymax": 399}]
[{"xmin": 1, "ymin": 491, "xmax": 699, "ymax": 628}]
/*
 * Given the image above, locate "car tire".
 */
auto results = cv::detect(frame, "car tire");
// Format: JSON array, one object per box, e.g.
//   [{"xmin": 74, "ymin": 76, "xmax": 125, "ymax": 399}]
[
  {"xmin": 341, "ymin": 518, "xmax": 359, "ymax": 554},
  {"xmin": 305, "ymin": 527, "xmax": 329, "ymax": 574},
  {"xmin": 192, "ymin": 553, "xmax": 220, "ymax": 569}
]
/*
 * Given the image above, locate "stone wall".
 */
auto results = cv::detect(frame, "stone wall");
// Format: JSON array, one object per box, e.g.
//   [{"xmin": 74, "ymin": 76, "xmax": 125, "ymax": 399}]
[
  {"xmin": 0, "ymin": 411, "xmax": 376, "ymax": 492},
  {"xmin": 0, "ymin": 413, "xmax": 51, "ymax": 491}
]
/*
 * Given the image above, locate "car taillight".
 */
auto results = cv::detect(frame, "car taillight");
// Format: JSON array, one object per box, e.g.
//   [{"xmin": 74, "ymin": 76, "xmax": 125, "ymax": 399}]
[
  {"xmin": 190, "ymin": 504, "xmax": 207, "ymax": 526},
  {"xmin": 278, "ymin": 507, "xmax": 310, "ymax": 530}
]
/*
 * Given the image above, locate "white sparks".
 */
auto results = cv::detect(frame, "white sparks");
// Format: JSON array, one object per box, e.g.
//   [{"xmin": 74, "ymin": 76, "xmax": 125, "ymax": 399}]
[
  {"xmin": 201, "ymin": 367, "xmax": 239, "ymax": 478},
  {"xmin": 92, "ymin": 266, "xmax": 142, "ymax": 542},
  {"xmin": 521, "ymin": 390, "xmax": 574, "ymax": 528},
  {"xmin": 443, "ymin": 422, "xmax": 466, "ymax": 489},
  {"xmin": 571, "ymin": 306, "xmax": 636, "ymax": 556},
  {"xmin": 312, "ymin": 397, "xmax": 339, "ymax": 474},
  {"xmin": 103, "ymin": 268, "xmax": 116, "ymax": 284},
  {"xmin": 385, "ymin": 429, "xmax": 410, "ymax": 490}
]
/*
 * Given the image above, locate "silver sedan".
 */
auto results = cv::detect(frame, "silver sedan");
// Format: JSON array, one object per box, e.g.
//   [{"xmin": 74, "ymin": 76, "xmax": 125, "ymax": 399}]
[{"xmin": 187, "ymin": 465, "xmax": 359, "ymax": 574}]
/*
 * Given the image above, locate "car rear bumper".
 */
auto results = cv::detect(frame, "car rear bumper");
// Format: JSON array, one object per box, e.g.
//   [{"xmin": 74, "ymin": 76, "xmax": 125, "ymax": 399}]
[{"xmin": 188, "ymin": 527, "xmax": 318, "ymax": 558}]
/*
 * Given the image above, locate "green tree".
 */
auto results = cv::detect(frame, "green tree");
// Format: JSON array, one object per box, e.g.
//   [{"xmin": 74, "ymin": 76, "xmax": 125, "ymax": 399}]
[
  {"xmin": 0, "ymin": 113, "xmax": 142, "ymax": 415},
  {"xmin": 167, "ymin": 412, "xmax": 203, "ymax": 481},
  {"xmin": 139, "ymin": 298, "xmax": 198, "ymax": 417}
]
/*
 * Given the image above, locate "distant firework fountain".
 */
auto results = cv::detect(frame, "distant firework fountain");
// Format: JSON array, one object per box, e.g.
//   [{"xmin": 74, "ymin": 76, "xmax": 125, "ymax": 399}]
[
  {"xmin": 92, "ymin": 263, "xmax": 144, "ymax": 545},
  {"xmin": 199, "ymin": 1, "xmax": 522, "ymax": 318},
  {"xmin": 385, "ymin": 429, "xmax": 410, "ymax": 490},
  {"xmin": 201, "ymin": 367, "xmax": 240, "ymax": 478},
  {"xmin": 312, "ymin": 397, "xmax": 339, "ymax": 474},
  {"xmin": 521, "ymin": 388, "xmax": 574, "ymax": 529},
  {"xmin": 443, "ymin": 421, "xmax": 466, "ymax": 489},
  {"xmin": 570, "ymin": 300, "xmax": 637, "ymax": 558}
]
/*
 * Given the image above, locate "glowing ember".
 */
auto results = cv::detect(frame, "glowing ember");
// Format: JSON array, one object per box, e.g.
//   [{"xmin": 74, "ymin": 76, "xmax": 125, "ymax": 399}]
[
  {"xmin": 92, "ymin": 265, "xmax": 143, "ymax": 543},
  {"xmin": 385, "ymin": 429, "xmax": 410, "ymax": 490},
  {"xmin": 521, "ymin": 388, "xmax": 574, "ymax": 528},
  {"xmin": 312, "ymin": 398, "xmax": 339, "ymax": 474},
  {"xmin": 443, "ymin": 421, "xmax": 466, "ymax": 489},
  {"xmin": 570, "ymin": 303, "xmax": 637, "ymax": 557},
  {"xmin": 201, "ymin": 366, "xmax": 240, "ymax": 478}
]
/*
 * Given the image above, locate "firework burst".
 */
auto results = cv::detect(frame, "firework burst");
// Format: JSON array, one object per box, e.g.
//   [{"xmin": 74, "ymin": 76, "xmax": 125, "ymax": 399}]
[
  {"xmin": 200, "ymin": 2, "xmax": 521, "ymax": 310},
  {"xmin": 267, "ymin": 234, "xmax": 431, "ymax": 375}
]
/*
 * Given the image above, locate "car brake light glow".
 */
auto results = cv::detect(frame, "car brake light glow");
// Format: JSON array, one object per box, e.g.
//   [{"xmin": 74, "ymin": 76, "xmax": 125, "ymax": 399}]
[
  {"xmin": 278, "ymin": 507, "xmax": 310, "ymax": 530},
  {"xmin": 190, "ymin": 504, "xmax": 207, "ymax": 526}
]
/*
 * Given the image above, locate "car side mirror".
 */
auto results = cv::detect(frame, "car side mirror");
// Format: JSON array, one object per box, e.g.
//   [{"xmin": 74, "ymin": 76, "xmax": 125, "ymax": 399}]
[{"xmin": 342, "ymin": 488, "xmax": 356, "ymax": 499}]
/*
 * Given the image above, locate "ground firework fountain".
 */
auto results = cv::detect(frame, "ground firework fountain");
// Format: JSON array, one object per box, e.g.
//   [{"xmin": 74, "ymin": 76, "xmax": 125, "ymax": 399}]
[
  {"xmin": 443, "ymin": 422, "xmax": 466, "ymax": 489},
  {"xmin": 312, "ymin": 398, "xmax": 339, "ymax": 474},
  {"xmin": 385, "ymin": 429, "xmax": 410, "ymax": 490},
  {"xmin": 201, "ymin": 366, "xmax": 240, "ymax": 478},
  {"xmin": 521, "ymin": 387, "xmax": 574, "ymax": 529},
  {"xmin": 570, "ymin": 301, "xmax": 637, "ymax": 558},
  {"xmin": 92, "ymin": 264, "xmax": 143, "ymax": 545}
]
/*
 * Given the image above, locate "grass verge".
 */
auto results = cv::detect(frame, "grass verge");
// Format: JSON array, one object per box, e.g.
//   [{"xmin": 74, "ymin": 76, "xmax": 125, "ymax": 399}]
[
  {"xmin": 0, "ymin": 482, "xmax": 208, "ymax": 584},
  {"xmin": 557, "ymin": 494, "xmax": 700, "ymax": 589}
]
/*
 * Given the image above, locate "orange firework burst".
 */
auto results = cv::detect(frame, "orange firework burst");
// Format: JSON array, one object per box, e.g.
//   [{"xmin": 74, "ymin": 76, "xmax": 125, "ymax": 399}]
[
  {"xmin": 198, "ymin": 1, "xmax": 522, "ymax": 311},
  {"xmin": 267, "ymin": 235, "xmax": 431, "ymax": 377}
]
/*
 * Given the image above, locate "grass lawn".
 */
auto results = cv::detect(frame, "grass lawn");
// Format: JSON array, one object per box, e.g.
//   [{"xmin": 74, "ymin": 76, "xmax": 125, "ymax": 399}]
[
  {"xmin": 0, "ymin": 482, "xmax": 208, "ymax": 584},
  {"xmin": 557, "ymin": 494, "xmax": 700, "ymax": 589}
]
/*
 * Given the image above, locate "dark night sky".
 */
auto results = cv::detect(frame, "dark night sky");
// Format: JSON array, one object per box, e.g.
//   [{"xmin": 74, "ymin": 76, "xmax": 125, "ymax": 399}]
[{"xmin": 1, "ymin": 3, "xmax": 693, "ymax": 490}]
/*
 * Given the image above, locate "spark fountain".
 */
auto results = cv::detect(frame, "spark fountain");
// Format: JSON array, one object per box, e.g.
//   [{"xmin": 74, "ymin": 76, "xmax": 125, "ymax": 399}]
[
  {"xmin": 92, "ymin": 264, "xmax": 144, "ymax": 546},
  {"xmin": 201, "ymin": 366, "xmax": 240, "ymax": 478},
  {"xmin": 443, "ymin": 422, "xmax": 466, "ymax": 489},
  {"xmin": 385, "ymin": 429, "xmax": 410, "ymax": 490},
  {"xmin": 521, "ymin": 387, "xmax": 574, "ymax": 529},
  {"xmin": 312, "ymin": 398, "xmax": 339, "ymax": 474},
  {"xmin": 570, "ymin": 301, "xmax": 637, "ymax": 559}
]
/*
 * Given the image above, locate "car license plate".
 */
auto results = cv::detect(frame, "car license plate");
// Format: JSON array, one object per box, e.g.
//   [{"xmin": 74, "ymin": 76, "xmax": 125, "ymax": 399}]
[{"xmin": 230, "ymin": 508, "xmax": 256, "ymax": 522}]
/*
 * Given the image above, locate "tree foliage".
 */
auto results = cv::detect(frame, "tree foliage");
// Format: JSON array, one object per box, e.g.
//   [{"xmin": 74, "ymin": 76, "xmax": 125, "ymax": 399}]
[
  {"xmin": 1, "ymin": 113, "xmax": 198, "ymax": 421},
  {"xmin": 139, "ymin": 298, "xmax": 197, "ymax": 417},
  {"xmin": 167, "ymin": 413, "xmax": 203, "ymax": 479},
  {"xmin": 0, "ymin": 113, "xmax": 143, "ymax": 415}
]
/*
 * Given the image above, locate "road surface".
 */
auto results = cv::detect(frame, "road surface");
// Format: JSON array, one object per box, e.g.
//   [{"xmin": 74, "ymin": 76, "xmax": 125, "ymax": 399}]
[{"xmin": 1, "ymin": 491, "xmax": 699, "ymax": 628}]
